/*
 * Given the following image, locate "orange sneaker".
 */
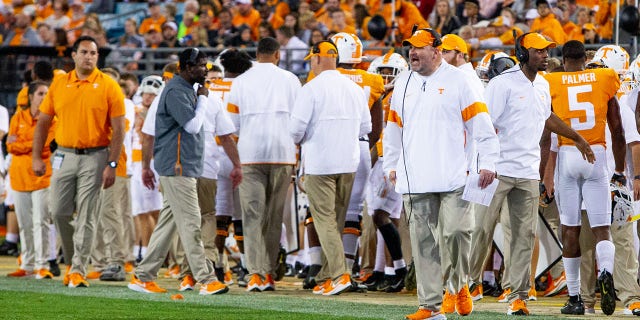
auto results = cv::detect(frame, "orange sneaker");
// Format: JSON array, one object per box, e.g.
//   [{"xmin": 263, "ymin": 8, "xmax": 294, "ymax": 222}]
[
  {"xmin": 7, "ymin": 269, "xmax": 33, "ymax": 277},
  {"xmin": 124, "ymin": 262, "xmax": 135, "ymax": 274},
  {"xmin": 357, "ymin": 272, "xmax": 373, "ymax": 282},
  {"xmin": 68, "ymin": 273, "xmax": 89, "ymax": 288},
  {"xmin": 313, "ymin": 279, "xmax": 331, "ymax": 295},
  {"xmin": 246, "ymin": 274, "xmax": 263, "ymax": 292},
  {"xmin": 62, "ymin": 266, "xmax": 71, "ymax": 286},
  {"xmin": 224, "ymin": 270, "xmax": 234, "ymax": 285},
  {"xmin": 128, "ymin": 275, "xmax": 167, "ymax": 293},
  {"xmin": 456, "ymin": 285, "xmax": 473, "ymax": 316},
  {"xmin": 441, "ymin": 290, "xmax": 455, "ymax": 314},
  {"xmin": 199, "ymin": 280, "xmax": 229, "ymax": 295},
  {"xmin": 543, "ymin": 271, "xmax": 567, "ymax": 297},
  {"xmin": 528, "ymin": 286, "xmax": 537, "ymax": 301},
  {"xmin": 261, "ymin": 274, "xmax": 275, "ymax": 291},
  {"xmin": 35, "ymin": 269, "xmax": 54, "ymax": 279},
  {"xmin": 405, "ymin": 308, "xmax": 446, "ymax": 320},
  {"xmin": 179, "ymin": 274, "xmax": 195, "ymax": 291},
  {"xmin": 507, "ymin": 298, "xmax": 529, "ymax": 315},
  {"xmin": 470, "ymin": 283, "xmax": 483, "ymax": 301},
  {"xmin": 322, "ymin": 273, "xmax": 352, "ymax": 296},
  {"xmin": 86, "ymin": 271, "xmax": 102, "ymax": 280},
  {"xmin": 498, "ymin": 287, "xmax": 512, "ymax": 303},
  {"xmin": 164, "ymin": 265, "xmax": 180, "ymax": 278}
]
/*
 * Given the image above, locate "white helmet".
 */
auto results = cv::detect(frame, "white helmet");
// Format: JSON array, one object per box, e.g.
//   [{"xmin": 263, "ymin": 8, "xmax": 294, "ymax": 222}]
[
  {"xmin": 330, "ymin": 32, "xmax": 363, "ymax": 64},
  {"xmin": 621, "ymin": 54, "xmax": 640, "ymax": 94},
  {"xmin": 476, "ymin": 51, "xmax": 509, "ymax": 82},
  {"xmin": 590, "ymin": 45, "xmax": 629, "ymax": 75},
  {"xmin": 139, "ymin": 75, "xmax": 164, "ymax": 95},
  {"xmin": 368, "ymin": 50, "xmax": 408, "ymax": 83}
]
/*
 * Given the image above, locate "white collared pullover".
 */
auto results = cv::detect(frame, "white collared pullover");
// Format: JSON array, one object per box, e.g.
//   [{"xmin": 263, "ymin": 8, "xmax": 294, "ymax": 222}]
[
  {"xmin": 290, "ymin": 70, "xmax": 372, "ymax": 175},
  {"xmin": 227, "ymin": 62, "xmax": 301, "ymax": 164},
  {"xmin": 485, "ymin": 65, "xmax": 552, "ymax": 180},
  {"xmin": 383, "ymin": 62, "xmax": 499, "ymax": 194}
]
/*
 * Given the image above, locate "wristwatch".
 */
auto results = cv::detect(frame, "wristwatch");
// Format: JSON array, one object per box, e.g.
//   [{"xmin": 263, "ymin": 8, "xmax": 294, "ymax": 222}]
[{"xmin": 108, "ymin": 161, "xmax": 117, "ymax": 169}]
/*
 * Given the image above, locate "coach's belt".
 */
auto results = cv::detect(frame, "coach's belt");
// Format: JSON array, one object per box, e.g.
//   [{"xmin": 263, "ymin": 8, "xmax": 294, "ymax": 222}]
[
  {"xmin": 359, "ymin": 137, "xmax": 369, "ymax": 142},
  {"xmin": 58, "ymin": 146, "xmax": 107, "ymax": 155}
]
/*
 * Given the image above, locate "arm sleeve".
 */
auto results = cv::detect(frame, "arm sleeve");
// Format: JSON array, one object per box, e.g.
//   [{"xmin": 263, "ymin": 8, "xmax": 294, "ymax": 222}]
[
  {"xmin": 107, "ymin": 78, "xmax": 126, "ymax": 119},
  {"xmin": 165, "ymin": 88, "xmax": 197, "ymax": 128},
  {"xmin": 141, "ymin": 96, "xmax": 159, "ymax": 136},
  {"xmin": 289, "ymin": 87, "xmax": 312, "ymax": 144},
  {"xmin": 226, "ymin": 83, "xmax": 241, "ymax": 131},
  {"xmin": 183, "ymin": 95, "xmax": 208, "ymax": 134},
  {"xmin": 461, "ymin": 79, "xmax": 499, "ymax": 172},
  {"xmin": 382, "ymin": 80, "xmax": 405, "ymax": 177},
  {"xmin": 484, "ymin": 78, "xmax": 506, "ymax": 124},
  {"xmin": 359, "ymin": 89, "xmax": 372, "ymax": 137},
  {"xmin": 215, "ymin": 103, "xmax": 237, "ymax": 136}
]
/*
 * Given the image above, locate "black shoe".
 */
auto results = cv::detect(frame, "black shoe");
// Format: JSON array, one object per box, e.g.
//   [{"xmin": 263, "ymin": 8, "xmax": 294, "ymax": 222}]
[
  {"xmin": 376, "ymin": 275, "xmax": 393, "ymax": 291},
  {"xmin": 297, "ymin": 265, "xmax": 309, "ymax": 279},
  {"xmin": 214, "ymin": 267, "xmax": 225, "ymax": 283},
  {"xmin": 599, "ymin": 270, "xmax": 616, "ymax": 316},
  {"xmin": 385, "ymin": 276, "xmax": 405, "ymax": 293},
  {"xmin": 100, "ymin": 264, "xmax": 126, "ymax": 281},
  {"xmin": 0, "ymin": 240, "xmax": 18, "ymax": 257},
  {"xmin": 348, "ymin": 279, "xmax": 368, "ymax": 292},
  {"xmin": 274, "ymin": 247, "xmax": 287, "ymax": 281},
  {"xmin": 491, "ymin": 283, "xmax": 504, "ymax": 297},
  {"xmin": 363, "ymin": 271, "xmax": 384, "ymax": 291},
  {"xmin": 284, "ymin": 264, "xmax": 295, "ymax": 277},
  {"xmin": 561, "ymin": 295, "xmax": 585, "ymax": 315},
  {"xmin": 237, "ymin": 268, "xmax": 249, "ymax": 287},
  {"xmin": 302, "ymin": 264, "xmax": 321, "ymax": 289},
  {"xmin": 48, "ymin": 259, "xmax": 61, "ymax": 277},
  {"xmin": 351, "ymin": 261, "xmax": 360, "ymax": 278}
]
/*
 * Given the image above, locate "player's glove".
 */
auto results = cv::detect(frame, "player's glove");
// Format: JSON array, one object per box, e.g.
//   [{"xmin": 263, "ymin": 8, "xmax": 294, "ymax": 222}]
[{"xmin": 611, "ymin": 172, "xmax": 627, "ymax": 187}]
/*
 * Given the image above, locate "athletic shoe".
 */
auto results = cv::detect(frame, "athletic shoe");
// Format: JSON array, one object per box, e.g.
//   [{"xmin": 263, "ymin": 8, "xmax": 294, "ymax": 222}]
[
  {"xmin": 124, "ymin": 262, "xmax": 135, "ymax": 274},
  {"xmin": 303, "ymin": 276, "xmax": 317, "ymax": 290},
  {"xmin": 498, "ymin": 288, "xmax": 512, "ymax": 303},
  {"xmin": 385, "ymin": 275, "xmax": 405, "ymax": 293},
  {"xmin": 405, "ymin": 308, "xmax": 446, "ymax": 320},
  {"xmin": 35, "ymin": 269, "xmax": 54, "ymax": 279},
  {"xmin": 528, "ymin": 287, "xmax": 537, "ymax": 301},
  {"xmin": 100, "ymin": 265, "xmax": 126, "ymax": 281},
  {"xmin": 349, "ymin": 279, "xmax": 368, "ymax": 293},
  {"xmin": 507, "ymin": 298, "xmax": 529, "ymax": 315},
  {"xmin": 214, "ymin": 267, "xmax": 225, "ymax": 283},
  {"xmin": 599, "ymin": 270, "xmax": 616, "ymax": 316},
  {"xmin": 68, "ymin": 273, "xmax": 89, "ymax": 288},
  {"xmin": 7, "ymin": 269, "xmax": 33, "ymax": 277},
  {"xmin": 237, "ymin": 267, "xmax": 249, "ymax": 287},
  {"xmin": 86, "ymin": 271, "xmax": 101, "ymax": 280},
  {"xmin": 128, "ymin": 275, "xmax": 167, "ymax": 293},
  {"xmin": 0, "ymin": 240, "xmax": 19, "ymax": 257},
  {"xmin": 179, "ymin": 275, "xmax": 195, "ymax": 291},
  {"xmin": 363, "ymin": 271, "xmax": 384, "ymax": 291},
  {"xmin": 199, "ymin": 281, "xmax": 229, "ymax": 295},
  {"xmin": 297, "ymin": 265, "xmax": 309, "ymax": 279},
  {"xmin": 456, "ymin": 285, "xmax": 473, "ymax": 316},
  {"xmin": 560, "ymin": 295, "xmax": 585, "ymax": 315},
  {"xmin": 164, "ymin": 265, "xmax": 180, "ymax": 278},
  {"xmin": 62, "ymin": 266, "xmax": 71, "ymax": 286},
  {"xmin": 224, "ymin": 270, "xmax": 234, "ymax": 285},
  {"xmin": 376, "ymin": 275, "xmax": 394, "ymax": 291},
  {"xmin": 623, "ymin": 301, "xmax": 640, "ymax": 316},
  {"xmin": 441, "ymin": 290, "xmax": 455, "ymax": 314},
  {"xmin": 313, "ymin": 279, "xmax": 331, "ymax": 295},
  {"xmin": 470, "ymin": 282, "xmax": 483, "ymax": 301},
  {"xmin": 543, "ymin": 271, "xmax": 567, "ymax": 297},
  {"xmin": 585, "ymin": 306, "xmax": 595, "ymax": 314},
  {"xmin": 16, "ymin": 254, "xmax": 21, "ymax": 266},
  {"xmin": 48, "ymin": 259, "xmax": 60, "ymax": 277},
  {"xmin": 261, "ymin": 274, "xmax": 275, "ymax": 291},
  {"xmin": 246, "ymin": 274, "xmax": 263, "ymax": 292},
  {"xmin": 274, "ymin": 247, "xmax": 287, "ymax": 281},
  {"xmin": 322, "ymin": 273, "xmax": 352, "ymax": 296},
  {"xmin": 284, "ymin": 263, "xmax": 295, "ymax": 277}
]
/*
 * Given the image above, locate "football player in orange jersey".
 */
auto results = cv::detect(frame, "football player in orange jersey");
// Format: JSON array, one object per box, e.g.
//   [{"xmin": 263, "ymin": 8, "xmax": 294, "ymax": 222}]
[{"xmin": 542, "ymin": 40, "xmax": 625, "ymax": 316}]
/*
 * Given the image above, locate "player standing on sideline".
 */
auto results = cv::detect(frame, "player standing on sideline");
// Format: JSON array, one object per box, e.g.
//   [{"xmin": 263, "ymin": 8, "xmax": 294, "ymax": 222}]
[{"xmin": 32, "ymin": 36, "xmax": 126, "ymax": 288}]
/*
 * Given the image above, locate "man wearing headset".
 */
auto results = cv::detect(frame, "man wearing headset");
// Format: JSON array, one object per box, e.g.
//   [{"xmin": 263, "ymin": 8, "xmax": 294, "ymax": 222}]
[
  {"xmin": 484, "ymin": 32, "xmax": 594, "ymax": 315},
  {"xmin": 383, "ymin": 28, "xmax": 500, "ymax": 320}
]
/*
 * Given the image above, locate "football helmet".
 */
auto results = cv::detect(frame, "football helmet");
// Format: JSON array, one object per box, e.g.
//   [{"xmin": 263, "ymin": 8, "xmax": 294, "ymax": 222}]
[
  {"xmin": 611, "ymin": 182, "xmax": 633, "ymax": 229},
  {"xmin": 590, "ymin": 45, "xmax": 630, "ymax": 75},
  {"xmin": 476, "ymin": 51, "xmax": 509, "ymax": 82},
  {"xmin": 331, "ymin": 32, "xmax": 363, "ymax": 64},
  {"xmin": 139, "ymin": 75, "xmax": 164, "ymax": 95},
  {"xmin": 367, "ymin": 50, "xmax": 408, "ymax": 83},
  {"xmin": 621, "ymin": 54, "xmax": 640, "ymax": 94}
]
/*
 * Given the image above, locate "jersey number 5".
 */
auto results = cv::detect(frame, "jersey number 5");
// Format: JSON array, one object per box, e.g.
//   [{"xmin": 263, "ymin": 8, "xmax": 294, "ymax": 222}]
[{"xmin": 567, "ymin": 84, "xmax": 595, "ymax": 131}]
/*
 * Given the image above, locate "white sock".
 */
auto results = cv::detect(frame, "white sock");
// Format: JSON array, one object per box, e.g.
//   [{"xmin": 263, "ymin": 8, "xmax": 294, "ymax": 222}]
[
  {"xmin": 562, "ymin": 256, "xmax": 581, "ymax": 296},
  {"xmin": 133, "ymin": 245, "xmax": 140, "ymax": 258},
  {"xmin": 346, "ymin": 257, "xmax": 355, "ymax": 271},
  {"xmin": 140, "ymin": 246, "xmax": 148, "ymax": 259},
  {"xmin": 374, "ymin": 231, "xmax": 386, "ymax": 272},
  {"xmin": 596, "ymin": 240, "xmax": 615, "ymax": 274},
  {"xmin": 240, "ymin": 253, "xmax": 246, "ymax": 268},
  {"xmin": 493, "ymin": 251, "xmax": 502, "ymax": 270},
  {"xmin": 385, "ymin": 266, "xmax": 395, "ymax": 276},
  {"xmin": 48, "ymin": 225, "xmax": 57, "ymax": 260},
  {"xmin": 308, "ymin": 246, "xmax": 322, "ymax": 265},
  {"xmin": 5, "ymin": 232, "xmax": 18, "ymax": 243},
  {"xmin": 483, "ymin": 270, "xmax": 495, "ymax": 285},
  {"xmin": 393, "ymin": 259, "xmax": 406, "ymax": 270}
]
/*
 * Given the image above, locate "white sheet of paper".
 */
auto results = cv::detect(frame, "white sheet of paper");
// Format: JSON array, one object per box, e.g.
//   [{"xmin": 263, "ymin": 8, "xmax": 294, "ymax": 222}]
[{"xmin": 462, "ymin": 171, "xmax": 499, "ymax": 206}]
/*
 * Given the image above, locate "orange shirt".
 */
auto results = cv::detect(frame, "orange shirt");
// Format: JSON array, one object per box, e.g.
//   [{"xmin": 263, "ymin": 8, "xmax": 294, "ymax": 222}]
[
  {"xmin": 543, "ymin": 68, "xmax": 619, "ymax": 147},
  {"xmin": 530, "ymin": 14, "xmax": 567, "ymax": 45},
  {"xmin": 232, "ymin": 8, "xmax": 262, "ymax": 40},
  {"xmin": 66, "ymin": 16, "xmax": 86, "ymax": 44},
  {"xmin": 16, "ymin": 86, "xmax": 28, "ymax": 108},
  {"xmin": 139, "ymin": 16, "xmax": 167, "ymax": 35},
  {"xmin": 380, "ymin": 2, "xmax": 430, "ymax": 45},
  {"xmin": 275, "ymin": 1, "xmax": 290, "ymax": 19},
  {"xmin": 36, "ymin": 3, "xmax": 54, "ymax": 22},
  {"xmin": 595, "ymin": 0, "xmax": 623, "ymax": 40},
  {"xmin": 269, "ymin": 14, "xmax": 285, "ymax": 30},
  {"xmin": 9, "ymin": 29, "xmax": 25, "ymax": 46},
  {"xmin": 7, "ymin": 108, "xmax": 55, "ymax": 192},
  {"xmin": 40, "ymin": 68, "xmax": 125, "ymax": 148}
]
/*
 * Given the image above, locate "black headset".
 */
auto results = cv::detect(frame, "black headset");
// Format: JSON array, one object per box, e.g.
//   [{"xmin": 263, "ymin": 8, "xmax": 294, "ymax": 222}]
[
  {"xmin": 410, "ymin": 25, "xmax": 442, "ymax": 48},
  {"xmin": 514, "ymin": 31, "xmax": 532, "ymax": 64},
  {"xmin": 186, "ymin": 47, "xmax": 201, "ymax": 65}
]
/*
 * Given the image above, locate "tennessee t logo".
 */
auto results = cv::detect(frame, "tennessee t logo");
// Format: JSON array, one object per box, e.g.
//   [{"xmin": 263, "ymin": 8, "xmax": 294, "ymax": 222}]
[
  {"xmin": 438, "ymin": 88, "xmax": 444, "ymax": 94},
  {"xmin": 600, "ymin": 47, "xmax": 613, "ymax": 59}
]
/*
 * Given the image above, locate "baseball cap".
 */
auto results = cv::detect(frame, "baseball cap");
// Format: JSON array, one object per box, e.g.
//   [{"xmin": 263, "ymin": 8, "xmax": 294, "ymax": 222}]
[
  {"xmin": 439, "ymin": 34, "xmax": 468, "ymax": 54},
  {"xmin": 582, "ymin": 23, "xmax": 596, "ymax": 32},
  {"xmin": 536, "ymin": 0, "xmax": 550, "ymax": 7},
  {"xmin": 525, "ymin": 8, "xmax": 540, "ymax": 20},
  {"xmin": 162, "ymin": 21, "xmax": 178, "ymax": 31},
  {"xmin": 304, "ymin": 41, "xmax": 338, "ymax": 60},
  {"xmin": 490, "ymin": 16, "xmax": 512, "ymax": 27},
  {"xmin": 465, "ymin": 0, "xmax": 480, "ymax": 7},
  {"xmin": 146, "ymin": 24, "xmax": 161, "ymax": 34},
  {"xmin": 521, "ymin": 33, "xmax": 556, "ymax": 50},
  {"xmin": 236, "ymin": 0, "xmax": 252, "ymax": 4},
  {"xmin": 402, "ymin": 29, "xmax": 438, "ymax": 48}
]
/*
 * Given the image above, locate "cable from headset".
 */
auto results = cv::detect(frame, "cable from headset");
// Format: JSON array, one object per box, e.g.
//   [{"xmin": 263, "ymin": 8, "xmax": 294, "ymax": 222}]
[{"xmin": 401, "ymin": 71, "xmax": 413, "ymax": 224}]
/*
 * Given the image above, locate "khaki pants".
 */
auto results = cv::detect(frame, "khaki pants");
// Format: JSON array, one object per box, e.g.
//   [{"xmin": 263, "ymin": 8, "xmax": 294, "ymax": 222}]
[
  {"xmin": 50, "ymin": 149, "xmax": 108, "ymax": 275},
  {"xmin": 181, "ymin": 177, "xmax": 218, "ymax": 277},
  {"xmin": 539, "ymin": 200, "xmax": 564, "ymax": 279},
  {"xmin": 305, "ymin": 173, "xmax": 355, "ymax": 280},
  {"xmin": 580, "ymin": 211, "xmax": 640, "ymax": 309},
  {"xmin": 405, "ymin": 188, "xmax": 472, "ymax": 310},
  {"xmin": 491, "ymin": 176, "xmax": 539, "ymax": 302},
  {"xmin": 14, "ymin": 188, "xmax": 50, "ymax": 270},
  {"xmin": 360, "ymin": 208, "xmax": 377, "ymax": 274},
  {"xmin": 240, "ymin": 164, "xmax": 292, "ymax": 275},
  {"xmin": 135, "ymin": 176, "xmax": 216, "ymax": 284},
  {"xmin": 92, "ymin": 177, "xmax": 130, "ymax": 269},
  {"xmin": 468, "ymin": 199, "xmax": 509, "ymax": 286}
]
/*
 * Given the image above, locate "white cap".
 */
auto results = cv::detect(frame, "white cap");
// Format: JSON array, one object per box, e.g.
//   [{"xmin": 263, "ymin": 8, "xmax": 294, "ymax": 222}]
[
  {"xmin": 525, "ymin": 8, "xmax": 540, "ymax": 20},
  {"xmin": 22, "ymin": 4, "xmax": 35, "ymax": 17},
  {"xmin": 472, "ymin": 20, "xmax": 490, "ymax": 28}
]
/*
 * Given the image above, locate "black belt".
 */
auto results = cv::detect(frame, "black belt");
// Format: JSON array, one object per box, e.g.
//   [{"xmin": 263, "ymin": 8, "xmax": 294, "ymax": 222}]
[
  {"xmin": 359, "ymin": 137, "xmax": 369, "ymax": 142},
  {"xmin": 58, "ymin": 146, "xmax": 107, "ymax": 155}
]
